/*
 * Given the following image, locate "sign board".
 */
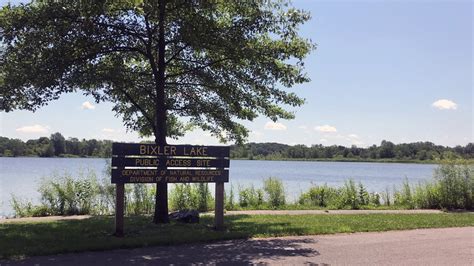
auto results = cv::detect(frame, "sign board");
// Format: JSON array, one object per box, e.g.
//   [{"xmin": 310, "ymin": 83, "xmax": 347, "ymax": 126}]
[
  {"xmin": 111, "ymin": 142, "xmax": 230, "ymax": 236},
  {"xmin": 111, "ymin": 143, "xmax": 230, "ymax": 184}
]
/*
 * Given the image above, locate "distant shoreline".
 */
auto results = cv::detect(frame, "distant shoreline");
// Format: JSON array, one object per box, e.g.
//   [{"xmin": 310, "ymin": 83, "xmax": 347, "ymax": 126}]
[{"xmin": 0, "ymin": 155, "xmax": 463, "ymax": 164}]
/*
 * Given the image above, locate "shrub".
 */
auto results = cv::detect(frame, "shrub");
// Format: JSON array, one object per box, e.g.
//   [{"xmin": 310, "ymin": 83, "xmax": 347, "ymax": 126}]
[
  {"xmin": 381, "ymin": 187, "xmax": 391, "ymax": 206},
  {"xmin": 433, "ymin": 161, "xmax": 473, "ymax": 209},
  {"xmin": 263, "ymin": 177, "xmax": 286, "ymax": 208},
  {"xmin": 394, "ymin": 178, "xmax": 414, "ymax": 209},
  {"xmin": 169, "ymin": 184, "xmax": 191, "ymax": 211},
  {"xmin": 238, "ymin": 185, "xmax": 263, "ymax": 208},
  {"xmin": 196, "ymin": 183, "xmax": 213, "ymax": 212},
  {"xmin": 358, "ymin": 182, "xmax": 370, "ymax": 206},
  {"xmin": 10, "ymin": 196, "xmax": 34, "ymax": 218},
  {"xmin": 369, "ymin": 192, "xmax": 381, "ymax": 206},
  {"xmin": 38, "ymin": 170, "xmax": 99, "ymax": 215},
  {"xmin": 338, "ymin": 179, "xmax": 359, "ymax": 209},
  {"xmin": 225, "ymin": 184, "xmax": 236, "ymax": 210},
  {"xmin": 126, "ymin": 184, "xmax": 155, "ymax": 215},
  {"xmin": 169, "ymin": 183, "xmax": 214, "ymax": 212},
  {"xmin": 298, "ymin": 184, "xmax": 338, "ymax": 207}
]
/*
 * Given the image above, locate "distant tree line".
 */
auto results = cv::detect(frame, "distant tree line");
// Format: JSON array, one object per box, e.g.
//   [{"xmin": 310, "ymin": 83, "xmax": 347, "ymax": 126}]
[
  {"xmin": 230, "ymin": 141, "xmax": 474, "ymax": 161},
  {"xmin": 0, "ymin": 133, "xmax": 112, "ymax": 157},
  {"xmin": 0, "ymin": 133, "xmax": 472, "ymax": 161}
]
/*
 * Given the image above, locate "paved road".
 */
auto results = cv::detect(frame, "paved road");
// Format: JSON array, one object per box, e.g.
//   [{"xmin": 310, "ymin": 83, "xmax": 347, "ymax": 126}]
[{"xmin": 3, "ymin": 227, "xmax": 473, "ymax": 265}]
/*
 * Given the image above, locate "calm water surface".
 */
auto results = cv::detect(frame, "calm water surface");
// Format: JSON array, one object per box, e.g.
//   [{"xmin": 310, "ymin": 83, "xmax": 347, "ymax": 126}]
[{"xmin": 0, "ymin": 158, "xmax": 437, "ymax": 217}]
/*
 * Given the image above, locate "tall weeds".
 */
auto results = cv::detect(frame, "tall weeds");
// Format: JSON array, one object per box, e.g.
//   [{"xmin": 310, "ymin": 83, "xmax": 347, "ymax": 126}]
[
  {"xmin": 263, "ymin": 177, "xmax": 286, "ymax": 208},
  {"xmin": 10, "ymin": 160, "xmax": 473, "ymax": 217},
  {"xmin": 169, "ymin": 183, "xmax": 214, "ymax": 212}
]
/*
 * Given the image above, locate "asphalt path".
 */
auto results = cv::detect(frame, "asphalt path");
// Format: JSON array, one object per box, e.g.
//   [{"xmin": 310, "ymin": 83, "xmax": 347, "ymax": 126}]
[{"xmin": 3, "ymin": 227, "xmax": 472, "ymax": 265}]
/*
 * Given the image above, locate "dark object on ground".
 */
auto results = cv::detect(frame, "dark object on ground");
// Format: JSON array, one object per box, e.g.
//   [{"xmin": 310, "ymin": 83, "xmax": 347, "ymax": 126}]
[{"xmin": 169, "ymin": 210, "xmax": 200, "ymax": 223}]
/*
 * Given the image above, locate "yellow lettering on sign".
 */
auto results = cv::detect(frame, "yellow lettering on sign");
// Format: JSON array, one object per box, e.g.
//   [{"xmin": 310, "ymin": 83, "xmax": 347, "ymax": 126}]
[
  {"xmin": 135, "ymin": 158, "xmax": 159, "ymax": 166},
  {"xmin": 183, "ymin": 147, "xmax": 208, "ymax": 156},
  {"xmin": 170, "ymin": 146, "xmax": 177, "ymax": 155},
  {"xmin": 179, "ymin": 176, "xmax": 190, "ymax": 182},
  {"xmin": 140, "ymin": 145, "xmax": 147, "ymax": 155},
  {"xmin": 166, "ymin": 159, "xmax": 191, "ymax": 167},
  {"xmin": 130, "ymin": 176, "xmax": 154, "ymax": 182},
  {"xmin": 139, "ymin": 145, "xmax": 177, "ymax": 156},
  {"xmin": 197, "ymin": 160, "xmax": 210, "ymax": 167},
  {"xmin": 166, "ymin": 176, "xmax": 178, "ymax": 182},
  {"xmin": 191, "ymin": 176, "xmax": 214, "ymax": 182}
]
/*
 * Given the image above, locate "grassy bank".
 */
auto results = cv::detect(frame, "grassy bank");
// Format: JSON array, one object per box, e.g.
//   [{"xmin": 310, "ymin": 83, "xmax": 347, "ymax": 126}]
[{"xmin": 1, "ymin": 213, "xmax": 473, "ymax": 259}]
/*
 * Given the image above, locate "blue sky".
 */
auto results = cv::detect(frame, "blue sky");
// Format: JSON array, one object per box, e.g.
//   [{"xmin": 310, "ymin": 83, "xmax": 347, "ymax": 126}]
[{"xmin": 1, "ymin": 0, "xmax": 472, "ymax": 147}]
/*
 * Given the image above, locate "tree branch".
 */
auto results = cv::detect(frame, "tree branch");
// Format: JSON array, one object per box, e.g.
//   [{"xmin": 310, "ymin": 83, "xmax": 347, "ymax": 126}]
[
  {"xmin": 116, "ymin": 87, "xmax": 156, "ymax": 133},
  {"xmin": 165, "ymin": 58, "xmax": 231, "ymax": 79},
  {"xmin": 93, "ymin": 20, "xmax": 148, "ymax": 46},
  {"xmin": 165, "ymin": 44, "xmax": 189, "ymax": 65}
]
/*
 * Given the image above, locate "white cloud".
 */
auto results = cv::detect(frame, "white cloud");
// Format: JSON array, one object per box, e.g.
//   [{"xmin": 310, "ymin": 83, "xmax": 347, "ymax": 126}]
[
  {"xmin": 346, "ymin": 133, "xmax": 364, "ymax": 146},
  {"xmin": 298, "ymin": 125, "xmax": 308, "ymax": 130},
  {"xmin": 16, "ymin": 124, "xmax": 50, "ymax": 134},
  {"xmin": 264, "ymin": 121, "xmax": 287, "ymax": 131},
  {"xmin": 102, "ymin": 128, "xmax": 116, "ymax": 133},
  {"xmin": 432, "ymin": 99, "xmax": 457, "ymax": 110},
  {"xmin": 350, "ymin": 139, "xmax": 364, "ymax": 146},
  {"xmin": 315, "ymin": 125, "xmax": 337, "ymax": 133},
  {"xmin": 250, "ymin": 130, "xmax": 264, "ymax": 138},
  {"xmin": 320, "ymin": 138, "xmax": 328, "ymax": 143},
  {"xmin": 81, "ymin": 101, "xmax": 96, "ymax": 110}
]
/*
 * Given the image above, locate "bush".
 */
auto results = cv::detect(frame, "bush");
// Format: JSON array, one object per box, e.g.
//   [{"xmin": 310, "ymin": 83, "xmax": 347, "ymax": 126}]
[
  {"xmin": 263, "ymin": 177, "xmax": 285, "ymax": 208},
  {"xmin": 196, "ymin": 183, "xmax": 213, "ymax": 212},
  {"xmin": 238, "ymin": 185, "xmax": 263, "ymax": 208},
  {"xmin": 298, "ymin": 184, "xmax": 338, "ymax": 207},
  {"xmin": 10, "ymin": 196, "xmax": 34, "ymax": 218},
  {"xmin": 433, "ymin": 161, "xmax": 473, "ymax": 209},
  {"xmin": 225, "ymin": 184, "xmax": 236, "ymax": 210},
  {"xmin": 369, "ymin": 192, "xmax": 381, "ymax": 206},
  {"xmin": 169, "ymin": 183, "xmax": 214, "ymax": 212},
  {"xmin": 169, "ymin": 184, "xmax": 191, "ymax": 211},
  {"xmin": 263, "ymin": 177, "xmax": 286, "ymax": 208},
  {"xmin": 358, "ymin": 182, "xmax": 370, "ymax": 206},
  {"xmin": 337, "ymin": 179, "xmax": 359, "ymax": 209},
  {"xmin": 391, "ymin": 160, "xmax": 473, "ymax": 210},
  {"xmin": 381, "ymin": 187, "xmax": 391, "ymax": 206},
  {"xmin": 38, "ymin": 170, "xmax": 99, "ymax": 215},
  {"xmin": 393, "ymin": 178, "xmax": 414, "ymax": 209},
  {"xmin": 11, "ymin": 169, "xmax": 118, "ymax": 217},
  {"xmin": 126, "ymin": 184, "xmax": 155, "ymax": 215}
]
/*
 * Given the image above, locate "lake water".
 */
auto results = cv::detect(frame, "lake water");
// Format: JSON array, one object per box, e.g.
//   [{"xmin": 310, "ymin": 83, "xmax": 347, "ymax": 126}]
[{"xmin": 0, "ymin": 158, "xmax": 437, "ymax": 217}]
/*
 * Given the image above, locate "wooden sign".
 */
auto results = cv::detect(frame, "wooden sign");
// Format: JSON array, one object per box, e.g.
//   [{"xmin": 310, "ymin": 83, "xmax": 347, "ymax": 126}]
[
  {"xmin": 111, "ymin": 143, "xmax": 230, "ymax": 184},
  {"xmin": 111, "ymin": 142, "xmax": 229, "ymax": 236}
]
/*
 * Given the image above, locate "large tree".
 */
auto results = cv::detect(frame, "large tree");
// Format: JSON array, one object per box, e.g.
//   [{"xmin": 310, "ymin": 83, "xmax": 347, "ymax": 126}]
[{"xmin": 0, "ymin": 0, "xmax": 314, "ymax": 223}]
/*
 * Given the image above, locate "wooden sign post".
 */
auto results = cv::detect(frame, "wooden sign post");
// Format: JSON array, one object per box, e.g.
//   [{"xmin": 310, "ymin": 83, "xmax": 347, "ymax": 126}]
[{"xmin": 111, "ymin": 143, "xmax": 230, "ymax": 236}]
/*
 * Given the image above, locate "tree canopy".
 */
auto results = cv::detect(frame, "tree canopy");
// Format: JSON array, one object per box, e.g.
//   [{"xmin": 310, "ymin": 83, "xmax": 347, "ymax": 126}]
[
  {"xmin": 0, "ymin": 0, "xmax": 314, "ymax": 144},
  {"xmin": 0, "ymin": 0, "xmax": 314, "ymax": 223}
]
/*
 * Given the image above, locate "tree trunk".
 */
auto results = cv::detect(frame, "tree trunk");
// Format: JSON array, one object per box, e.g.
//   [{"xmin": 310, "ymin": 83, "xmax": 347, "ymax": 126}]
[{"xmin": 152, "ymin": 0, "xmax": 169, "ymax": 224}]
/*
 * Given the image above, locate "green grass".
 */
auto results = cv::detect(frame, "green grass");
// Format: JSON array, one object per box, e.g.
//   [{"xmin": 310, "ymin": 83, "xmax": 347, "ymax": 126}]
[{"xmin": 1, "ymin": 213, "xmax": 473, "ymax": 259}]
